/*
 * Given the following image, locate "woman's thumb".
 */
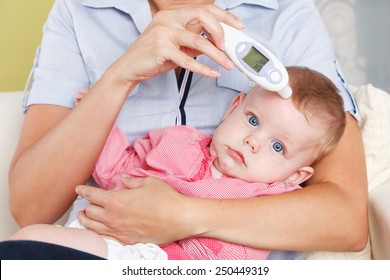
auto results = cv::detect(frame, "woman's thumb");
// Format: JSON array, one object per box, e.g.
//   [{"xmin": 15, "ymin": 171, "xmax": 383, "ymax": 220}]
[{"xmin": 121, "ymin": 174, "xmax": 144, "ymax": 189}]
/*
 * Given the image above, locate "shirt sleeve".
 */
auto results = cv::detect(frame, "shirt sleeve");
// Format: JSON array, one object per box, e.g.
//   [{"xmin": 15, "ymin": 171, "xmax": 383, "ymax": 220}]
[{"xmin": 23, "ymin": 0, "xmax": 90, "ymax": 112}]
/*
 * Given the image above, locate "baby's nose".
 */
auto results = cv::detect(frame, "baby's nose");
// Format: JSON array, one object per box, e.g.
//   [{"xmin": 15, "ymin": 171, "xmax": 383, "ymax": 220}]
[{"xmin": 244, "ymin": 135, "xmax": 260, "ymax": 153}]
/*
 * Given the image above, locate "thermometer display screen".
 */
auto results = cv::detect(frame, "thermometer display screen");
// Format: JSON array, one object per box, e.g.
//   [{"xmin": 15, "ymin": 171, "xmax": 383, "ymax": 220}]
[{"xmin": 242, "ymin": 47, "xmax": 269, "ymax": 73}]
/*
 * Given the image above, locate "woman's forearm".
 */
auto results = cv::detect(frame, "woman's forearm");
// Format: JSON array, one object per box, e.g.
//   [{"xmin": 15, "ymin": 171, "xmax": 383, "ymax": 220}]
[
  {"xmin": 192, "ymin": 181, "xmax": 367, "ymax": 252},
  {"xmin": 8, "ymin": 72, "xmax": 134, "ymax": 226}
]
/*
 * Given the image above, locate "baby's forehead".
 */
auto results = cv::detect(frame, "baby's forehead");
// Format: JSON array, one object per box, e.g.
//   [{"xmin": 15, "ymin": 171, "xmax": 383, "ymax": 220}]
[
  {"xmin": 246, "ymin": 86, "xmax": 267, "ymax": 96},
  {"xmin": 243, "ymin": 89, "xmax": 293, "ymax": 110}
]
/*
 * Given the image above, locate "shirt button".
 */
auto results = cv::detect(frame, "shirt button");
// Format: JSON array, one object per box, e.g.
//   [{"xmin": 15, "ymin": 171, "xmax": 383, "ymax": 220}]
[
  {"xmin": 248, "ymin": 81, "xmax": 256, "ymax": 88},
  {"xmin": 171, "ymin": 105, "xmax": 177, "ymax": 111}
]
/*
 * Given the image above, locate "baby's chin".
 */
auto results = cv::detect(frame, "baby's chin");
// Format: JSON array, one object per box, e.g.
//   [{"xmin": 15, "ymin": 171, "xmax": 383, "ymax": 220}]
[{"xmin": 233, "ymin": 173, "xmax": 282, "ymax": 184}]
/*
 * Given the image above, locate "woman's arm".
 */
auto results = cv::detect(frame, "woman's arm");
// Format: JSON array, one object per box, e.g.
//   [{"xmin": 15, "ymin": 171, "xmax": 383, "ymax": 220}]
[
  {"xmin": 9, "ymin": 73, "xmax": 132, "ymax": 226},
  {"xmin": 77, "ymin": 113, "xmax": 368, "ymax": 252}
]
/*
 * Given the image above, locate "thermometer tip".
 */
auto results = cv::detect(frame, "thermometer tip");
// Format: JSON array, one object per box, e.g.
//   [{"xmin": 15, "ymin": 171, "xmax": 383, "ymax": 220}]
[{"xmin": 278, "ymin": 85, "xmax": 293, "ymax": 99}]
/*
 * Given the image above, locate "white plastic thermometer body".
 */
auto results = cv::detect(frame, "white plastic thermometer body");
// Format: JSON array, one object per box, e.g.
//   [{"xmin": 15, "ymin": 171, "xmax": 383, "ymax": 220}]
[{"xmin": 220, "ymin": 23, "xmax": 292, "ymax": 98}]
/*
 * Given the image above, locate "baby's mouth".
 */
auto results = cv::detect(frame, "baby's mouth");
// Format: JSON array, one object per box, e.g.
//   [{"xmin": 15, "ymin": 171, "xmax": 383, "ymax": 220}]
[{"xmin": 226, "ymin": 147, "xmax": 246, "ymax": 165}]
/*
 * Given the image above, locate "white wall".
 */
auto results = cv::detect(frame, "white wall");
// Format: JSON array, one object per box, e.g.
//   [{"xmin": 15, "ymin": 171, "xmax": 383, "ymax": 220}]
[{"xmin": 315, "ymin": 0, "xmax": 390, "ymax": 93}]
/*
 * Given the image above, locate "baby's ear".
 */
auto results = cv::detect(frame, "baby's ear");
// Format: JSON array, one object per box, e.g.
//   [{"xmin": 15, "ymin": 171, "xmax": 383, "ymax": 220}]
[
  {"xmin": 223, "ymin": 92, "xmax": 246, "ymax": 119},
  {"xmin": 285, "ymin": 166, "xmax": 314, "ymax": 186}
]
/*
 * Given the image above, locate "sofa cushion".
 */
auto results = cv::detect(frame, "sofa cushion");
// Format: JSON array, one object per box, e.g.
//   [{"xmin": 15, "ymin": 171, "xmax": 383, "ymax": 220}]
[
  {"xmin": 353, "ymin": 84, "xmax": 390, "ymax": 191},
  {"xmin": 0, "ymin": 91, "xmax": 24, "ymax": 240},
  {"xmin": 303, "ymin": 84, "xmax": 390, "ymax": 260}
]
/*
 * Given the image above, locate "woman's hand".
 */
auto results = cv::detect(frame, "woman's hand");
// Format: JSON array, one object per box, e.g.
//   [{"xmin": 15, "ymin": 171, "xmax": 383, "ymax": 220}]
[
  {"xmin": 108, "ymin": 4, "xmax": 244, "ymax": 88},
  {"xmin": 76, "ymin": 176, "xmax": 195, "ymax": 245}
]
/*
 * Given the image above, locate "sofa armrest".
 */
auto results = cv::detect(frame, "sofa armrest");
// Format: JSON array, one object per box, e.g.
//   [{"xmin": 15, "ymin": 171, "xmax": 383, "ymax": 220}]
[
  {"xmin": 0, "ymin": 91, "xmax": 24, "ymax": 240},
  {"xmin": 369, "ymin": 177, "xmax": 390, "ymax": 259},
  {"xmin": 0, "ymin": 91, "xmax": 70, "ymax": 240}
]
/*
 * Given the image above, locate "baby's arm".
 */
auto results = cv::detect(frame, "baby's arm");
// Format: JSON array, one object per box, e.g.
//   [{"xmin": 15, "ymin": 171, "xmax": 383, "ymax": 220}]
[
  {"xmin": 93, "ymin": 125, "xmax": 141, "ymax": 189},
  {"xmin": 9, "ymin": 224, "xmax": 108, "ymax": 258}
]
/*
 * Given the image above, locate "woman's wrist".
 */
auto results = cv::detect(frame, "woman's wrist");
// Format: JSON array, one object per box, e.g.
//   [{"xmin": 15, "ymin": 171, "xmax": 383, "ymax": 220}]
[
  {"xmin": 178, "ymin": 196, "xmax": 222, "ymax": 239},
  {"xmin": 103, "ymin": 61, "xmax": 140, "ymax": 97}
]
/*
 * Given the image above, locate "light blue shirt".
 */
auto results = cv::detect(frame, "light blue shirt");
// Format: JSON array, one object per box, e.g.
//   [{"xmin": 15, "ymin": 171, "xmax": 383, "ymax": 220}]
[{"xmin": 25, "ymin": 0, "xmax": 358, "ymax": 143}]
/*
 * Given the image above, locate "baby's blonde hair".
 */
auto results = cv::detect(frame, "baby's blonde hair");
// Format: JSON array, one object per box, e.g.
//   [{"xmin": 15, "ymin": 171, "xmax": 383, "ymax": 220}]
[{"xmin": 287, "ymin": 66, "xmax": 346, "ymax": 162}]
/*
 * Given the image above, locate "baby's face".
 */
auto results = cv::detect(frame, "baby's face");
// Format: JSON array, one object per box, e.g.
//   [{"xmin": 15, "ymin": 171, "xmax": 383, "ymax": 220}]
[{"xmin": 209, "ymin": 89, "xmax": 324, "ymax": 183}]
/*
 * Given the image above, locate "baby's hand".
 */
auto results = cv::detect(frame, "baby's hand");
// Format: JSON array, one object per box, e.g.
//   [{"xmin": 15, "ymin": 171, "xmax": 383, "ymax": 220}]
[{"xmin": 74, "ymin": 88, "xmax": 90, "ymax": 105}]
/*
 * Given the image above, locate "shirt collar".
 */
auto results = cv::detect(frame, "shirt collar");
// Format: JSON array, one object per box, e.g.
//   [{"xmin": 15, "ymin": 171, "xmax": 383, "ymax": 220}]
[
  {"xmin": 215, "ymin": 0, "xmax": 278, "ymax": 10},
  {"xmin": 81, "ymin": 0, "xmax": 278, "ymax": 32},
  {"xmin": 82, "ymin": 0, "xmax": 152, "ymax": 32},
  {"xmin": 81, "ymin": 0, "xmax": 278, "ymax": 10}
]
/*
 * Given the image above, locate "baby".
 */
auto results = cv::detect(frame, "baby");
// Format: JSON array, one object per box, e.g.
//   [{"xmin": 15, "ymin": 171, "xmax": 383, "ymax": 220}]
[{"xmin": 11, "ymin": 66, "xmax": 346, "ymax": 260}]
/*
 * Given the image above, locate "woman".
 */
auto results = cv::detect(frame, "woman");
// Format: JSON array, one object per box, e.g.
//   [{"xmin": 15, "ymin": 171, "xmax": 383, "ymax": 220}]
[{"xmin": 7, "ymin": 0, "xmax": 367, "ymax": 258}]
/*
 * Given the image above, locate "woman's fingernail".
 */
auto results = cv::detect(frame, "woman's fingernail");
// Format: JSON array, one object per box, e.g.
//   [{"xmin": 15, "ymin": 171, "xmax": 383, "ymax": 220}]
[
  {"xmin": 210, "ymin": 69, "xmax": 221, "ymax": 77},
  {"xmin": 237, "ymin": 19, "xmax": 245, "ymax": 28},
  {"xmin": 220, "ymin": 39, "xmax": 225, "ymax": 51},
  {"xmin": 225, "ymin": 58, "xmax": 235, "ymax": 69}
]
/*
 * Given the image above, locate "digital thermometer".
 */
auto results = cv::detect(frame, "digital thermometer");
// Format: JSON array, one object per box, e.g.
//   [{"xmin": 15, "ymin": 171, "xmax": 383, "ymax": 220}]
[{"xmin": 220, "ymin": 23, "xmax": 292, "ymax": 98}]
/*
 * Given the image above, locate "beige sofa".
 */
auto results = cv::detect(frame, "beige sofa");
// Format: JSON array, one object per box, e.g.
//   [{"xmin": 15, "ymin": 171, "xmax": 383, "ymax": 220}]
[{"xmin": 1, "ymin": 87, "xmax": 389, "ymax": 259}]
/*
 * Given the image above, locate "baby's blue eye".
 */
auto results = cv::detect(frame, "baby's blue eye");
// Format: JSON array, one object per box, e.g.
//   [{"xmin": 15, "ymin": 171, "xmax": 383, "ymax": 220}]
[
  {"xmin": 272, "ymin": 141, "xmax": 284, "ymax": 154},
  {"xmin": 247, "ymin": 115, "xmax": 259, "ymax": 127}
]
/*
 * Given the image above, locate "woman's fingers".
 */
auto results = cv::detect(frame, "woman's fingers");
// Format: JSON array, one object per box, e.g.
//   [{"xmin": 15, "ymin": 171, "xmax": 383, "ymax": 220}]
[
  {"xmin": 163, "ymin": 4, "xmax": 245, "ymax": 49},
  {"xmin": 76, "ymin": 187, "xmax": 129, "ymax": 237},
  {"xmin": 75, "ymin": 185, "xmax": 109, "ymax": 207},
  {"xmin": 149, "ymin": 5, "xmax": 244, "ymax": 68},
  {"xmin": 157, "ymin": 31, "xmax": 233, "ymax": 77},
  {"xmin": 77, "ymin": 207, "xmax": 108, "ymax": 234},
  {"xmin": 113, "ymin": 4, "xmax": 244, "ymax": 87},
  {"xmin": 76, "ymin": 177, "xmax": 187, "ymax": 245},
  {"xmin": 174, "ymin": 30, "xmax": 235, "ymax": 70}
]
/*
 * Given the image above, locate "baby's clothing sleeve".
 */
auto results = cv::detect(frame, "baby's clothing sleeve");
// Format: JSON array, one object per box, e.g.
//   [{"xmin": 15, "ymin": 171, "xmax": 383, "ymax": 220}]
[{"xmin": 93, "ymin": 125, "xmax": 140, "ymax": 189}]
